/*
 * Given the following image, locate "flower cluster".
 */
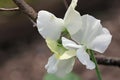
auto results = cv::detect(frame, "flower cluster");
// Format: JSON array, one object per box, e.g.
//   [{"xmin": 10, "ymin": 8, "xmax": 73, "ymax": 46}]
[{"xmin": 36, "ymin": 0, "xmax": 112, "ymax": 77}]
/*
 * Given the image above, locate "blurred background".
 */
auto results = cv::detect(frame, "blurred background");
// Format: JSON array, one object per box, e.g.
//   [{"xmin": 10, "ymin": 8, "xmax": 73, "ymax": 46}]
[{"xmin": 0, "ymin": 0, "xmax": 120, "ymax": 80}]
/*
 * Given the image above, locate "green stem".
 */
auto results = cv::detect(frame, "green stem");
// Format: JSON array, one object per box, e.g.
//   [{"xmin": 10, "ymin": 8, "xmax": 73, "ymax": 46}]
[{"xmin": 89, "ymin": 50, "xmax": 102, "ymax": 80}]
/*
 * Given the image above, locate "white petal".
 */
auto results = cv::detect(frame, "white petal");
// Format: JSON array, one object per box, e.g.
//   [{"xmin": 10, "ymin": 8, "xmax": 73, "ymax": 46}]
[
  {"xmin": 37, "ymin": 10, "xmax": 64, "ymax": 40},
  {"xmin": 64, "ymin": 0, "xmax": 82, "ymax": 35},
  {"xmin": 76, "ymin": 47, "xmax": 95, "ymax": 69},
  {"xmin": 62, "ymin": 37, "xmax": 81, "ymax": 49},
  {"xmin": 86, "ymin": 60, "xmax": 96, "ymax": 69},
  {"xmin": 45, "ymin": 55, "xmax": 58, "ymax": 73},
  {"xmin": 102, "ymin": 27, "xmax": 111, "ymax": 34},
  {"xmin": 89, "ymin": 33, "xmax": 112, "ymax": 53},
  {"xmin": 71, "ymin": 14, "xmax": 102, "ymax": 44},
  {"xmin": 55, "ymin": 57, "xmax": 75, "ymax": 77},
  {"xmin": 45, "ymin": 54, "xmax": 75, "ymax": 77}
]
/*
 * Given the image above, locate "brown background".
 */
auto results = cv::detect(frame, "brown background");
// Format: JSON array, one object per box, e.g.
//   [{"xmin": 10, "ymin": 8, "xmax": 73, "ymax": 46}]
[{"xmin": 0, "ymin": 0, "xmax": 120, "ymax": 80}]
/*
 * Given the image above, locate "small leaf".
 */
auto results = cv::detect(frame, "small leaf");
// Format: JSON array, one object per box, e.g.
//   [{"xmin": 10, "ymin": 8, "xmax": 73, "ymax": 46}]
[{"xmin": 44, "ymin": 72, "xmax": 81, "ymax": 80}]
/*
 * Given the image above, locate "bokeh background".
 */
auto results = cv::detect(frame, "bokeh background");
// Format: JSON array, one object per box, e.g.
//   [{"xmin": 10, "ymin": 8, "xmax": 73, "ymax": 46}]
[{"xmin": 0, "ymin": 0, "xmax": 120, "ymax": 80}]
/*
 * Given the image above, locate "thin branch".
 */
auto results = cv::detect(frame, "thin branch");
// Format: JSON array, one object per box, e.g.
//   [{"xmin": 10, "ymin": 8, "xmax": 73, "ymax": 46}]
[
  {"xmin": 0, "ymin": 7, "xmax": 19, "ymax": 11},
  {"xmin": 12, "ymin": 0, "xmax": 37, "ymax": 21},
  {"xmin": 96, "ymin": 56, "xmax": 120, "ymax": 67}
]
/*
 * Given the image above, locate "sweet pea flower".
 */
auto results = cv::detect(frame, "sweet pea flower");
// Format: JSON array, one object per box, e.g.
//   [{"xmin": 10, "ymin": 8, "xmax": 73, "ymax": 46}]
[
  {"xmin": 36, "ymin": 0, "xmax": 112, "ymax": 77},
  {"xmin": 36, "ymin": 0, "xmax": 81, "ymax": 77},
  {"xmin": 59, "ymin": 14, "xmax": 112, "ymax": 77},
  {"xmin": 36, "ymin": 0, "xmax": 81, "ymax": 40},
  {"xmin": 60, "ymin": 14, "xmax": 112, "ymax": 58}
]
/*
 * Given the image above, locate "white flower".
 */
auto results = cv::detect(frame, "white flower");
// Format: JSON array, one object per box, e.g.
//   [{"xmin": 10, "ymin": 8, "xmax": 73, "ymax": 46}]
[
  {"xmin": 36, "ymin": 0, "xmax": 81, "ymax": 77},
  {"xmin": 44, "ymin": 38, "xmax": 76, "ymax": 77},
  {"xmin": 36, "ymin": 0, "xmax": 81, "ymax": 40},
  {"xmin": 36, "ymin": 0, "xmax": 112, "ymax": 77},
  {"xmin": 59, "ymin": 13, "xmax": 112, "ymax": 71}
]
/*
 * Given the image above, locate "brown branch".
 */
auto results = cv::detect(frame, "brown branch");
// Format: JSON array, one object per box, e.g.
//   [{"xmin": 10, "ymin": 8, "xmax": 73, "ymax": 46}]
[
  {"xmin": 0, "ymin": 7, "xmax": 19, "ymax": 11},
  {"xmin": 12, "ymin": 0, "xmax": 37, "ymax": 21},
  {"xmin": 96, "ymin": 56, "xmax": 120, "ymax": 67}
]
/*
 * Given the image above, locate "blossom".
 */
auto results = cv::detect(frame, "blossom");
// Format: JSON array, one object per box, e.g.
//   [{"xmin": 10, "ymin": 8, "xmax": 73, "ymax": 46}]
[
  {"xmin": 36, "ymin": 0, "xmax": 112, "ymax": 77},
  {"xmin": 36, "ymin": 0, "xmax": 81, "ymax": 40},
  {"xmin": 44, "ymin": 38, "xmax": 76, "ymax": 77},
  {"xmin": 36, "ymin": 0, "xmax": 81, "ymax": 77},
  {"xmin": 59, "ymin": 14, "xmax": 112, "ymax": 76}
]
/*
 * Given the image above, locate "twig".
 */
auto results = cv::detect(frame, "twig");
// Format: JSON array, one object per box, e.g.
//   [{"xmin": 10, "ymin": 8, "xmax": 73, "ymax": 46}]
[
  {"xmin": 63, "ymin": 0, "xmax": 68, "ymax": 9},
  {"xmin": 96, "ymin": 56, "xmax": 120, "ymax": 67},
  {"xmin": 12, "ymin": 0, "xmax": 37, "ymax": 21},
  {"xmin": 0, "ymin": 7, "xmax": 19, "ymax": 11}
]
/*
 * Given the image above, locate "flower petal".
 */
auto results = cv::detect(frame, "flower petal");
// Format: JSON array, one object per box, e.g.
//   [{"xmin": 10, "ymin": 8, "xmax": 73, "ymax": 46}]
[
  {"xmin": 37, "ymin": 10, "xmax": 64, "ymax": 40},
  {"xmin": 59, "ymin": 50, "xmax": 76, "ymax": 60},
  {"xmin": 62, "ymin": 37, "xmax": 81, "ymax": 49},
  {"xmin": 76, "ymin": 47, "xmax": 95, "ymax": 69},
  {"xmin": 102, "ymin": 27, "xmax": 111, "ymax": 34},
  {"xmin": 45, "ymin": 54, "xmax": 75, "ymax": 77},
  {"xmin": 64, "ymin": 0, "xmax": 82, "ymax": 35},
  {"xmin": 45, "ymin": 55, "xmax": 58, "ymax": 73},
  {"xmin": 71, "ymin": 14, "xmax": 102, "ymax": 44},
  {"xmin": 89, "ymin": 32, "xmax": 112, "ymax": 53},
  {"xmin": 55, "ymin": 57, "xmax": 75, "ymax": 77}
]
